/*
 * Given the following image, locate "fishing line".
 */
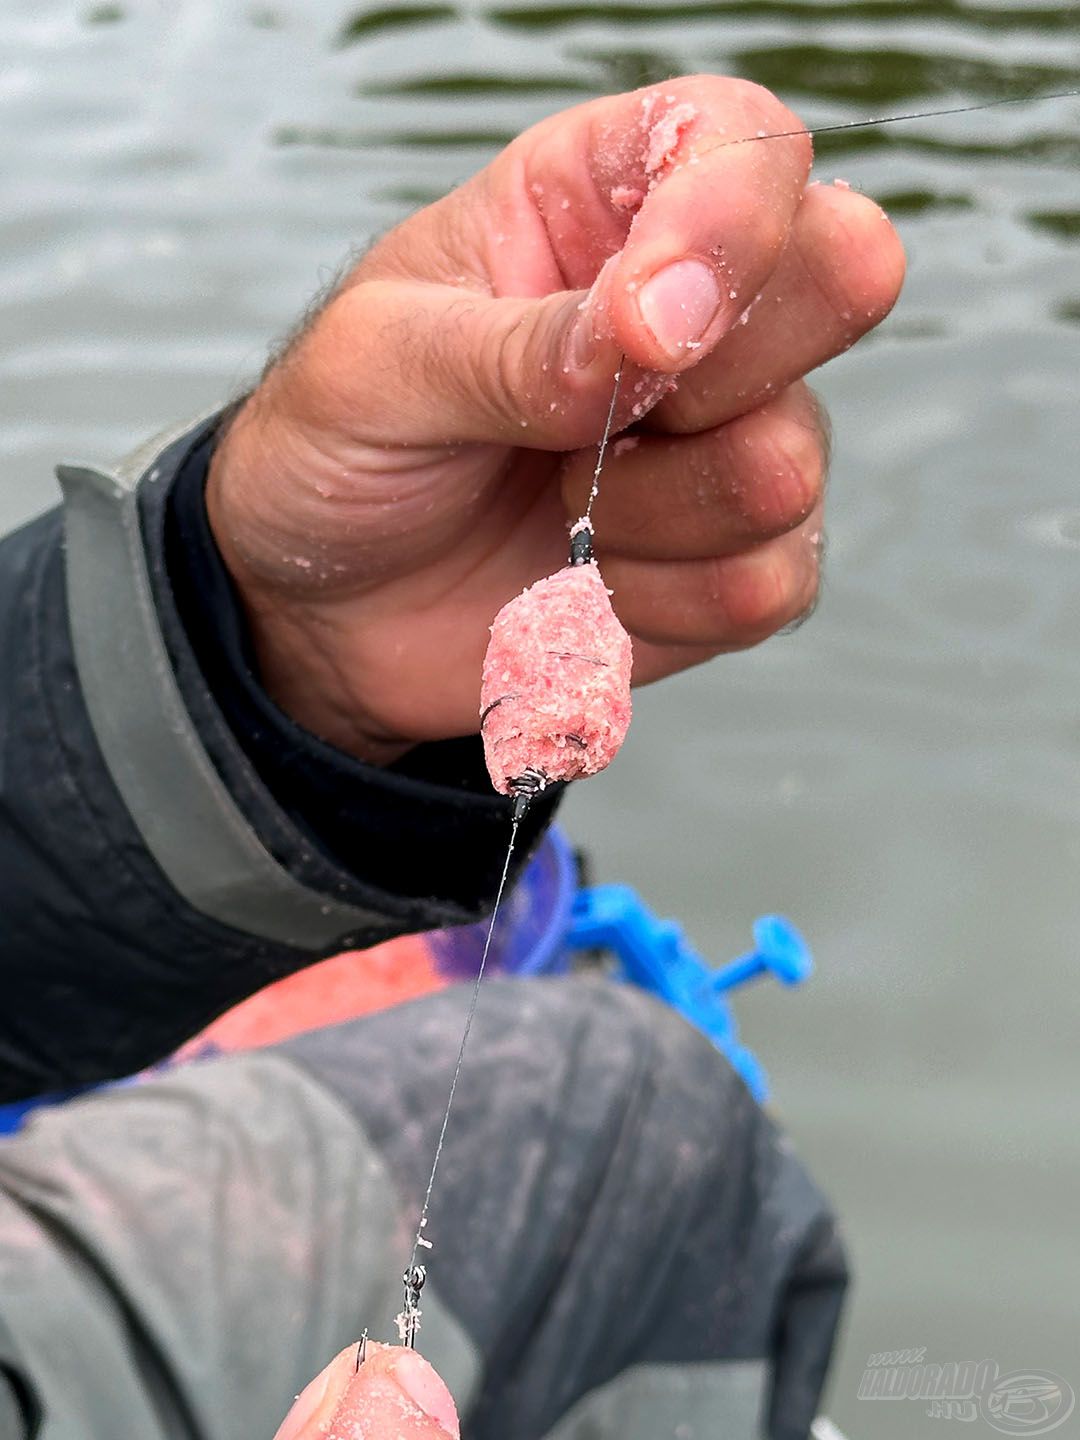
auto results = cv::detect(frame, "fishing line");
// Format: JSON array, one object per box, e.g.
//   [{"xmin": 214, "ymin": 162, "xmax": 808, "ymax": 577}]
[
  {"xmin": 399, "ymin": 813, "xmax": 521, "ymax": 1346},
  {"xmin": 723, "ymin": 87, "xmax": 1080, "ymax": 148},
  {"xmin": 582, "ymin": 359, "xmax": 625, "ymax": 529}
]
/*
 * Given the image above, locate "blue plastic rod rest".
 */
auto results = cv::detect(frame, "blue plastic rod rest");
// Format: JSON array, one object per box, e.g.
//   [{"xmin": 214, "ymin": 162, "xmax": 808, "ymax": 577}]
[
  {"xmin": 564, "ymin": 890, "xmax": 813, "ymax": 1105},
  {"xmin": 710, "ymin": 915, "xmax": 813, "ymax": 995}
]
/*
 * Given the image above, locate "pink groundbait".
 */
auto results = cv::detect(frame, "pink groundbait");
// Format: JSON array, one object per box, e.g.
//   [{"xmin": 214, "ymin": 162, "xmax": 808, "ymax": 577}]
[{"xmin": 480, "ymin": 561, "xmax": 633, "ymax": 795}]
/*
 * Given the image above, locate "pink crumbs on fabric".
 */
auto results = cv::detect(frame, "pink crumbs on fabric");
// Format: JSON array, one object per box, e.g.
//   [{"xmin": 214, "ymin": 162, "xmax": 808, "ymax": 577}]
[{"xmin": 480, "ymin": 562, "xmax": 633, "ymax": 795}]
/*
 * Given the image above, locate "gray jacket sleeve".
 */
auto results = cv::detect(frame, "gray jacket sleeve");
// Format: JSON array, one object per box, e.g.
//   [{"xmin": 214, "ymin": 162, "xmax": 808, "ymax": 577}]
[{"xmin": 0, "ymin": 414, "xmax": 551, "ymax": 1101}]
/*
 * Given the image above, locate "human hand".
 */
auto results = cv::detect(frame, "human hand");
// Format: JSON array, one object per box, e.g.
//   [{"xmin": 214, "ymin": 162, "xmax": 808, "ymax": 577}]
[
  {"xmin": 272, "ymin": 1342, "xmax": 458, "ymax": 1440},
  {"xmin": 208, "ymin": 75, "xmax": 904, "ymax": 763}
]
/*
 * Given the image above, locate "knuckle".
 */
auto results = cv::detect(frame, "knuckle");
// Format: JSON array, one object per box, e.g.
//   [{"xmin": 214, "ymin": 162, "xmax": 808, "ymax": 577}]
[
  {"xmin": 477, "ymin": 310, "xmax": 525, "ymax": 430},
  {"xmin": 415, "ymin": 294, "xmax": 485, "ymax": 415},
  {"xmin": 708, "ymin": 548, "xmax": 794, "ymax": 638},
  {"xmin": 768, "ymin": 413, "xmax": 827, "ymax": 520},
  {"xmin": 655, "ymin": 383, "xmax": 710, "ymax": 435},
  {"xmin": 706, "ymin": 531, "xmax": 822, "ymax": 644},
  {"xmin": 714, "ymin": 407, "xmax": 826, "ymax": 540}
]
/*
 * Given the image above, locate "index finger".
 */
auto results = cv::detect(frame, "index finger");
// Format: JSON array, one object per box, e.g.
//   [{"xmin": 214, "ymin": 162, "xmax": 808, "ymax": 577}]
[
  {"xmin": 516, "ymin": 75, "xmax": 813, "ymax": 370},
  {"xmin": 273, "ymin": 1341, "xmax": 459, "ymax": 1440}
]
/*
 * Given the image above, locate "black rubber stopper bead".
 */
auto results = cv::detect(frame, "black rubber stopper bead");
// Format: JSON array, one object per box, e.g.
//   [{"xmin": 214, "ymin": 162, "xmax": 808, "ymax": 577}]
[{"xmin": 569, "ymin": 525, "xmax": 593, "ymax": 566}]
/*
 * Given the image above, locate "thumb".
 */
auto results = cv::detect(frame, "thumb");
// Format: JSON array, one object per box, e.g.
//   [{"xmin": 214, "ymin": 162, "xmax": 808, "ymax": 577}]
[
  {"xmin": 273, "ymin": 1342, "xmax": 459, "ymax": 1440},
  {"xmin": 271, "ymin": 266, "xmax": 682, "ymax": 453}
]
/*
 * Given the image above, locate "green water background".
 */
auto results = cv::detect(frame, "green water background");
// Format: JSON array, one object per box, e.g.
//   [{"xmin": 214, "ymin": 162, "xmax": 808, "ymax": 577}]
[{"xmin": 1, "ymin": 2, "xmax": 1078, "ymax": 1433}]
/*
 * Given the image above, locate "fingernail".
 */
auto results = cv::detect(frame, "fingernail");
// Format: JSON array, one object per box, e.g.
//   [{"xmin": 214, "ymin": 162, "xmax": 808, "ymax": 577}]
[
  {"xmin": 392, "ymin": 1351, "xmax": 460, "ymax": 1438},
  {"xmin": 778, "ymin": 529, "xmax": 825, "ymax": 636},
  {"xmin": 273, "ymin": 1362, "xmax": 335, "ymax": 1440},
  {"xmin": 568, "ymin": 254, "xmax": 619, "ymax": 371},
  {"xmin": 637, "ymin": 258, "xmax": 721, "ymax": 362},
  {"xmin": 570, "ymin": 311, "xmax": 601, "ymax": 370}
]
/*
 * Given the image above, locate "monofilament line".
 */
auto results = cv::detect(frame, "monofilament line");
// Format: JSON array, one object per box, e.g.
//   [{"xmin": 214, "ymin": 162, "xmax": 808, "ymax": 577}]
[
  {"xmin": 401, "ymin": 814, "xmax": 522, "ymax": 1342},
  {"xmin": 724, "ymin": 88, "xmax": 1080, "ymax": 149},
  {"xmin": 583, "ymin": 358, "xmax": 625, "ymax": 527}
]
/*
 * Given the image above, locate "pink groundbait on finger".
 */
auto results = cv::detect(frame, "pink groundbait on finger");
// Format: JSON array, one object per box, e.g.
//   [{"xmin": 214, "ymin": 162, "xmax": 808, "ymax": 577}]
[{"xmin": 480, "ymin": 562, "xmax": 633, "ymax": 795}]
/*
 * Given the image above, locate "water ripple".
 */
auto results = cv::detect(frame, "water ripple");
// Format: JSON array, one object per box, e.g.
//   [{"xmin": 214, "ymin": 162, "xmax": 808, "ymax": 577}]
[
  {"xmin": 1026, "ymin": 208, "xmax": 1080, "ymax": 239},
  {"xmin": 730, "ymin": 44, "xmax": 1080, "ymax": 106},
  {"xmin": 357, "ymin": 69, "xmax": 599, "ymax": 95},
  {"xmin": 486, "ymin": 1, "xmax": 1080, "ymax": 33},
  {"xmin": 273, "ymin": 125, "xmax": 516, "ymax": 150},
  {"xmin": 336, "ymin": 4, "xmax": 457, "ymax": 45}
]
